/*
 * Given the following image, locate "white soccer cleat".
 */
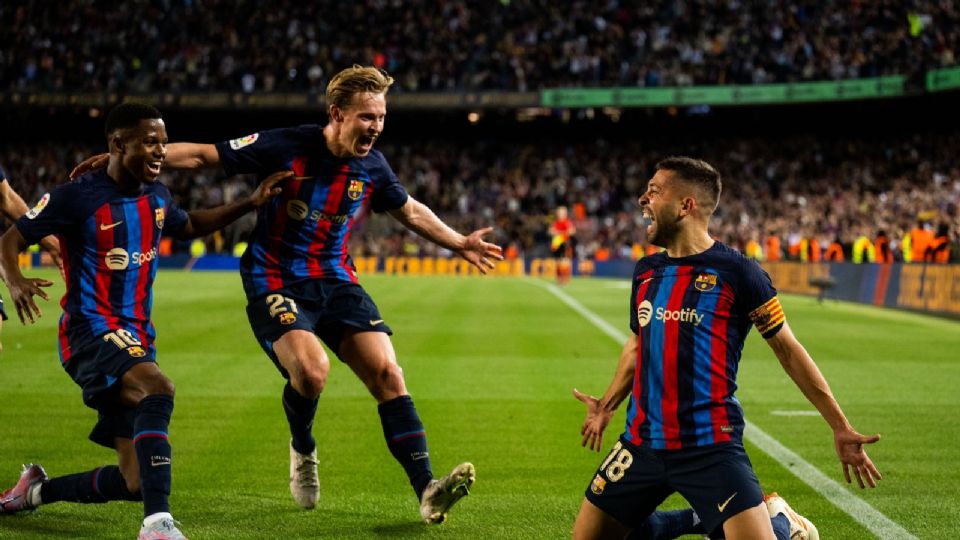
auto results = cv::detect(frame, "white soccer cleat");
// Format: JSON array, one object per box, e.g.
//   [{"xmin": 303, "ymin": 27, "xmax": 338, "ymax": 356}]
[
  {"xmin": 137, "ymin": 516, "xmax": 188, "ymax": 540},
  {"xmin": 419, "ymin": 462, "xmax": 475, "ymax": 524},
  {"xmin": 289, "ymin": 439, "xmax": 319, "ymax": 509},
  {"xmin": 765, "ymin": 492, "xmax": 819, "ymax": 540}
]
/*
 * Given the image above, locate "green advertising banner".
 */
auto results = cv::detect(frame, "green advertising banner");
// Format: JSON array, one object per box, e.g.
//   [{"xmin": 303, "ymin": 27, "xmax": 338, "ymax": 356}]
[
  {"xmin": 926, "ymin": 66, "xmax": 960, "ymax": 92},
  {"xmin": 1, "ymin": 70, "xmax": 957, "ymax": 110},
  {"xmin": 541, "ymin": 76, "xmax": 908, "ymax": 108}
]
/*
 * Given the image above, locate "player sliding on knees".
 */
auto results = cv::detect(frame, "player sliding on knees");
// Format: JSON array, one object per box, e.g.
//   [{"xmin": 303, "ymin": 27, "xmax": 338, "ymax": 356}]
[
  {"xmin": 572, "ymin": 157, "xmax": 880, "ymax": 540},
  {"xmin": 0, "ymin": 103, "xmax": 286, "ymax": 540},
  {"xmin": 72, "ymin": 65, "xmax": 502, "ymax": 524}
]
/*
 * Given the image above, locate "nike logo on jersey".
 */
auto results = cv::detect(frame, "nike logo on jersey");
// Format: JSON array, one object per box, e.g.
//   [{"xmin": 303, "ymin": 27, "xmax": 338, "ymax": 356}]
[
  {"xmin": 100, "ymin": 221, "xmax": 123, "ymax": 231},
  {"xmin": 369, "ymin": 319, "xmax": 384, "ymax": 326},
  {"xmin": 717, "ymin": 492, "xmax": 738, "ymax": 512}
]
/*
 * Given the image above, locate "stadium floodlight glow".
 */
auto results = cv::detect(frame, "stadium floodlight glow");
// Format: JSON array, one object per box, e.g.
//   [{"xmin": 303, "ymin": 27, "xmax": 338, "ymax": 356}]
[{"xmin": 467, "ymin": 112, "xmax": 481, "ymax": 124}]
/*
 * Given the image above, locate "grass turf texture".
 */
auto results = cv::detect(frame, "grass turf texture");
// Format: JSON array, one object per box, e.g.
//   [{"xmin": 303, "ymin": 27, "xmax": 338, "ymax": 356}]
[{"xmin": 1, "ymin": 271, "xmax": 956, "ymax": 539}]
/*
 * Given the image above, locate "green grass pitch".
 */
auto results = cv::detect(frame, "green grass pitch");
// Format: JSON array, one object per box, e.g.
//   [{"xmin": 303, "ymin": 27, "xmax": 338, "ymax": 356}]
[{"xmin": 1, "ymin": 271, "xmax": 957, "ymax": 539}]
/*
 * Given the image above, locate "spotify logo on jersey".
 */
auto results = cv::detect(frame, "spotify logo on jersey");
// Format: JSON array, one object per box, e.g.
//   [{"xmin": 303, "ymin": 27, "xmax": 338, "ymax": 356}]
[
  {"xmin": 287, "ymin": 200, "xmax": 309, "ymax": 220},
  {"xmin": 637, "ymin": 300, "xmax": 653, "ymax": 327}
]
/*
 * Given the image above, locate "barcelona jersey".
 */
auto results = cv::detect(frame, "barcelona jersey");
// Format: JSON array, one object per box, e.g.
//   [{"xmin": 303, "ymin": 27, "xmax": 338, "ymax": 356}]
[
  {"xmin": 215, "ymin": 125, "xmax": 409, "ymax": 299},
  {"xmin": 16, "ymin": 170, "xmax": 189, "ymax": 365},
  {"xmin": 625, "ymin": 242, "xmax": 786, "ymax": 450}
]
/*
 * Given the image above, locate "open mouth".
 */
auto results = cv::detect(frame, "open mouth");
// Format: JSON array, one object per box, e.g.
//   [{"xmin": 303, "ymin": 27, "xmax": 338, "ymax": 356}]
[
  {"xmin": 146, "ymin": 160, "xmax": 163, "ymax": 176},
  {"xmin": 641, "ymin": 209, "xmax": 655, "ymax": 235},
  {"xmin": 357, "ymin": 135, "xmax": 376, "ymax": 152}
]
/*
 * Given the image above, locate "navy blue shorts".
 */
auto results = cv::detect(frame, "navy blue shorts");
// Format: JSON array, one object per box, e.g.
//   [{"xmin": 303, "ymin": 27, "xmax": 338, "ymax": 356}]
[
  {"xmin": 584, "ymin": 436, "xmax": 763, "ymax": 536},
  {"xmin": 246, "ymin": 279, "xmax": 392, "ymax": 377},
  {"xmin": 64, "ymin": 333, "xmax": 157, "ymax": 449}
]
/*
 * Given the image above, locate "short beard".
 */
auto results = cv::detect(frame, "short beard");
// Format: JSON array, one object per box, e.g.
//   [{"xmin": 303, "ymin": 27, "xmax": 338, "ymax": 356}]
[{"xmin": 649, "ymin": 217, "xmax": 679, "ymax": 248}]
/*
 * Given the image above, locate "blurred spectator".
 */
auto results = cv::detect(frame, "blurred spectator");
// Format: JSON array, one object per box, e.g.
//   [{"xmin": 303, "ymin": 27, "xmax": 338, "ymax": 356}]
[{"xmin": 1, "ymin": 131, "xmax": 958, "ymax": 263}]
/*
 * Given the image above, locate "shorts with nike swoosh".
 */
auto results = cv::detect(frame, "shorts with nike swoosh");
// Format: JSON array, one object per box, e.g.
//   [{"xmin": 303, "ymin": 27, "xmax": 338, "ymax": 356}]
[
  {"xmin": 246, "ymin": 279, "xmax": 392, "ymax": 376},
  {"xmin": 584, "ymin": 436, "xmax": 763, "ymax": 537}
]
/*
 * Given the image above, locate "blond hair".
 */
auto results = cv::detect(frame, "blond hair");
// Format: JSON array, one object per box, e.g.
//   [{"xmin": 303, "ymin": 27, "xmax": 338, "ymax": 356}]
[{"xmin": 326, "ymin": 65, "xmax": 395, "ymax": 110}]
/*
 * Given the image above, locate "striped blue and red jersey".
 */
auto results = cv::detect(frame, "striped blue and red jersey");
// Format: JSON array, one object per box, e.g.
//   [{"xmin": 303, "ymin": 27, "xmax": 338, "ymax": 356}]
[
  {"xmin": 16, "ymin": 170, "xmax": 188, "ymax": 365},
  {"xmin": 624, "ymin": 242, "xmax": 786, "ymax": 450},
  {"xmin": 215, "ymin": 125, "xmax": 409, "ymax": 299}
]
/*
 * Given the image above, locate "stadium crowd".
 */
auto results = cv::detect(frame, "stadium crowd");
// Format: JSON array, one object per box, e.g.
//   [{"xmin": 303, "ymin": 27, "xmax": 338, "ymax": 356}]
[
  {"xmin": 2, "ymin": 0, "xmax": 958, "ymax": 93},
  {"xmin": 2, "ymin": 131, "xmax": 957, "ymax": 264}
]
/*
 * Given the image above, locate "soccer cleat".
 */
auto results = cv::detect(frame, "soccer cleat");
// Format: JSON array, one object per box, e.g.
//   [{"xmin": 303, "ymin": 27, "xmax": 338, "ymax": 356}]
[
  {"xmin": 765, "ymin": 492, "xmax": 819, "ymax": 540},
  {"xmin": 0, "ymin": 463, "xmax": 47, "ymax": 514},
  {"xmin": 419, "ymin": 462, "xmax": 475, "ymax": 524},
  {"xmin": 289, "ymin": 439, "xmax": 319, "ymax": 509},
  {"xmin": 138, "ymin": 517, "xmax": 188, "ymax": 540}
]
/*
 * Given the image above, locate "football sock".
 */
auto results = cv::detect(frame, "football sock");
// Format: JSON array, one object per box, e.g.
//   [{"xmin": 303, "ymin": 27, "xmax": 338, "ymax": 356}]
[
  {"xmin": 629, "ymin": 509, "xmax": 704, "ymax": 540},
  {"xmin": 771, "ymin": 514, "xmax": 790, "ymax": 540},
  {"xmin": 38, "ymin": 466, "xmax": 141, "ymax": 504},
  {"xmin": 283, "ymin": 381, "xmax": 319, "ymax": 455},
  {"xmin": 378, "ymin": 395, "xmax": 433, "ymax": 499},
  {"xmin": 134, "ymin": 394, "xmax": 174, "ymax": 518}
]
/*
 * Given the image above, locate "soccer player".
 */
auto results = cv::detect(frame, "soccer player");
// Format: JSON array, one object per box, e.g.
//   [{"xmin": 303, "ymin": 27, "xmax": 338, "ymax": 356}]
[
  {"xmin": 72, "ymin": 65, "xmax": 502, "ymax": 523},
  {"xmin": 0, "ymin": 103, "xmax": 286, "ymax": 540},
  {"xmin": 572, "ymin": 157, "xmax": 880, "ymax": 540},
  {"xmin": 0, "ymin": 163, "xmax": 63, "ymax": 352},
  {"xmin": 549, "ymin": 205, "xmax": 576, "ymax": 284}
]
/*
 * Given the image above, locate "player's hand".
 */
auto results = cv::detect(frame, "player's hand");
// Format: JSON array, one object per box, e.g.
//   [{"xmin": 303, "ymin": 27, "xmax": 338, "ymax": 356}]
[
  {"xmin": 69, "ymin": 153, "xmax": 109, "ymax": 180},
  {"xmin": 249, "ymin": 170, "xmax": 291, "ymax": 207},
  {"xmin": 834, "ymin": 427, "xmax": 882, "ymax": 488},
  {"xmin": 573, "ymin": 388, "xmax": 615, "ymax": 452},
  {"xmin": 9, "ymin": 277, "xmax": 53, "ymax": 325},
  {"xmin": 457, "ymin": 227, "xmax": 503, "ymax": 274},
  {"xmin": 39, "ymin": 235, "xmax": 65, "ymax": 280}
]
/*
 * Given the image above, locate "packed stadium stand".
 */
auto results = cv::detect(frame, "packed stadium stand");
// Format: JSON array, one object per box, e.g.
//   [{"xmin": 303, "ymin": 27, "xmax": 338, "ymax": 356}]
[
  {"xmin": 2, "ymin": 0, "xmax": 958, "ymax": 92},
  {"xmin": 1, "ymin": 0, "xmax": 958, "ymax": 265}
]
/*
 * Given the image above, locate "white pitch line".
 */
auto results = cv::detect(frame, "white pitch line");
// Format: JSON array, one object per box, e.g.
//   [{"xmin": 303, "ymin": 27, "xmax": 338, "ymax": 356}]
[
  {"xmin": 770, "ymin": 410, "xmax": 821, "ymax": 416},
  {"xmin": 536, "ymin": 280, "xmax": 916, "ymax": 540}
]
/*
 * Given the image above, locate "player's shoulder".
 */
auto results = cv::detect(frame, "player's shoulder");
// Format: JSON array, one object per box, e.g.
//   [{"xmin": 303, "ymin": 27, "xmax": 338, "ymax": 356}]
[
  {"xmin": 634, "ymin": 250, "xmax": 668, "ymax": 275},
  {"xmin": 704, "ymin": 242, "xmax": 771, "ymax": 292},
  {"xmin": 702, "ymin": 241, "xmax": 758, "ymax": 270},
  {"xmin": 227, "ymin": 124, "xmax": 321, "ymax": 150},
  {"xmin": 144, "ymin": 180, "xmax": 175, "ymax": 198},
  {"xmin": 359, "ymin": 148, "xmax": 390, "ymax": 167},
  {"xmin": 357, "ymin": 149, "xmax": 395, "ymax": 178},
  {"xmin": 283, "ymin": 124, "xmax": 323, "ymax": 141},
  {"xmin": 56, "ymin": 169, "xmax": 105, "ymax": 197}
]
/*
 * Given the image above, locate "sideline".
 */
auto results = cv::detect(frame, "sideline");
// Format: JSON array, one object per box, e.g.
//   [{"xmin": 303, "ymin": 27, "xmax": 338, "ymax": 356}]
[{"xmin": 536, "ymin": 279, "xmax": 917, "ymax": 540}]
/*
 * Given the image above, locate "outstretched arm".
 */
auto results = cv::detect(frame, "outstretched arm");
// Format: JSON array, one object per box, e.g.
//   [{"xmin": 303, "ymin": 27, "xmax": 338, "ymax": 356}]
[
  {"xmin": 70, "ymin": 142, "xmax": 221, "ymax": 178},
  {"xmin": 766, "ymin": 322, "xmax": 882, "ymax": 488},
  {"xmin": 176, "ymin": 170, "xmax": 288, "ymax": 240},
  {"xmin": 573, "ymin": 334, "xmax": 637, "ymax": 451},
  {"xmin": 0, "ymin": 181, "xmax": 63, "ymax": 275},
  {"xmin": 388, "ymin": 196, "xmax": 503, "ymax": 273},
  {"xmin": 163, "ymin": 143, "xmax": 221, "ymax": 169},
  {"xmin": 0, "ymin": 226, "xmax": 53, "ymax": 324}
]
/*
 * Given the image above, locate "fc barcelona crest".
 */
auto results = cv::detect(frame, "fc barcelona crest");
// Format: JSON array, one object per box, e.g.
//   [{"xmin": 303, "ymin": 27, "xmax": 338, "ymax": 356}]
[
  {"xmin": 155, "ymin": 208, "xmax": 165, "ymax": 229},
  {"xmin": 694, "ymin": 273, "xmax": 717, "ymax": 292},
  {"xmin": 590, "ymin": 474, "xmax": 607, "ymax": 495},
  {"xmin": 347, "ymin": 179, "xmax": 364, "ymax": 201}
]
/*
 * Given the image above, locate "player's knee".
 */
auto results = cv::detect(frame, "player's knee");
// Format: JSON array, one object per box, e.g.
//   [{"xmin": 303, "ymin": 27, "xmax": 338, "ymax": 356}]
[
  {"xmin": 295, "ymin": 359, "xmax": 329, "ymax": 397},
  {"xmin": 148, "ymin": 375, "xmax": 176, "ymax": 398},
  {"xmin": 370, "ymin": 362, "xmax": 405, "ymax": 396}
]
